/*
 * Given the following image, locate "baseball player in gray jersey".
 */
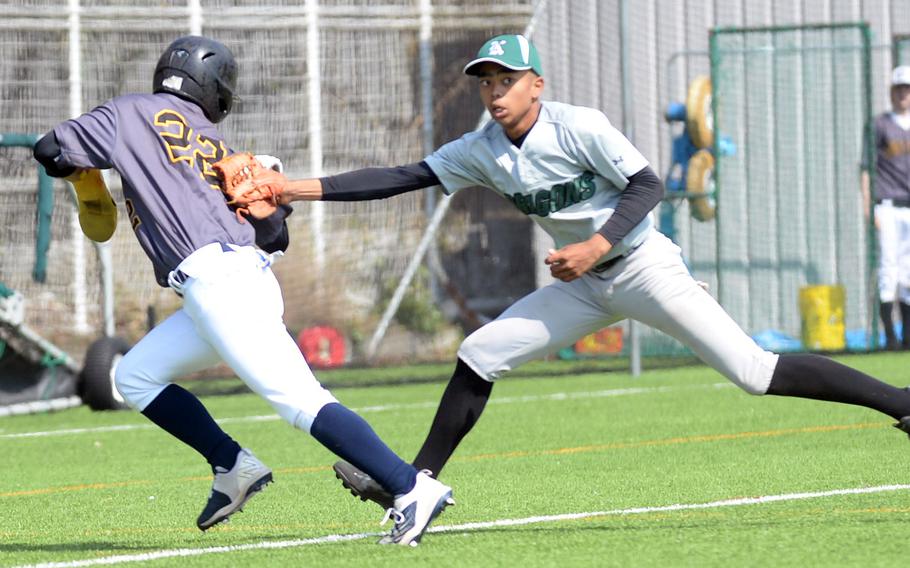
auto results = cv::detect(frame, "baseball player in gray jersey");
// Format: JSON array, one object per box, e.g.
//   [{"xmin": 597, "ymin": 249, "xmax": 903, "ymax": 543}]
[
  {"xmin": 862, "ymin": 65, "xmax": 910, "ymax": 350},
  {"xmin": 33, "ymin": 36, "xmax": 453, "ymax": 546},
  {"xmin": 255, "ymin": 34, "xmax": 910, "ymax": 509}
]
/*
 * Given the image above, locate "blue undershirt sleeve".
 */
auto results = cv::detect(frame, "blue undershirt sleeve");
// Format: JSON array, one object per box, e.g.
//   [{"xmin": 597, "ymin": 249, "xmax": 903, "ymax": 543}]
[{"xmin": 250, "ymin": 205, "xmax": 293, "ymax": 253}]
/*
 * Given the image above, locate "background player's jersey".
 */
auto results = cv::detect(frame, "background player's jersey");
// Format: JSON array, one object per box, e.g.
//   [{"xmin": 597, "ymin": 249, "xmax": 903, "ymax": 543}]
[
  {"xmin": 868, "ymin": 112, "xmax": 910, "ymax": 201},
  {"xmin": 54, "ymin": 93, "xmax": 255, "ymax": 286},
  {"xmin": 425, "ymin": 101, "xmax": 652, "ymax": 263}
]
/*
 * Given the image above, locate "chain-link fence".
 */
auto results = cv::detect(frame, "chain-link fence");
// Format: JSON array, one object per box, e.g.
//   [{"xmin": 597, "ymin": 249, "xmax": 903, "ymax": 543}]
[{"xmin": 2, "ymin": 1, "xmax": 909, "ymax": 369}]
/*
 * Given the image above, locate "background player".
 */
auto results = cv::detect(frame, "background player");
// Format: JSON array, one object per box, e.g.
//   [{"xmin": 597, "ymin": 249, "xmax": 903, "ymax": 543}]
[
  {"xmin": 238, "ymin": 33, "xmax": 910, "ymax": 509},
  {"xmin": 862, "ymin": 65, "xmax": 910, "ymax": 350},
  {"xmin": 32, "ymin": 35, "xmax": 452, "ymax": 546}
]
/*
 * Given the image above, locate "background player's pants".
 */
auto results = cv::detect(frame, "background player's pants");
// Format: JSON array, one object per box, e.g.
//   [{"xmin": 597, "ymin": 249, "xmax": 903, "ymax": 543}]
[
  {"xmin": 458, "ymin": 230, "xmax": 778, "ymax": 395},
  {"xmin": 115, "ymin": 243, "xmax": 338, "ymax": 432},
  {"xmin": 875, "ymin": 201, "xmax": 910, "ymax": 304}
]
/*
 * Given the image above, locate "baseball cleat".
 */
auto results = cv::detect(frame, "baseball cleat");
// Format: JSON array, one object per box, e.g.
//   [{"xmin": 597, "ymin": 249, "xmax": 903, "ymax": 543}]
[
  {"xmin": 378, "ymin": 471, "xmax": 454, "ymax": 547},
  {"xmin": 333, "ymin": 460, "xmax": 394, "ymax": 510},
  {"xmin": 197, "ymin": 448, "xmax": 273, "ymax": 531}
]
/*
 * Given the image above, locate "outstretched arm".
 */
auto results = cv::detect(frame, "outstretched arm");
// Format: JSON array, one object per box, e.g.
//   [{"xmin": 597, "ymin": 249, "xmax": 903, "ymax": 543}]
[{"xmin": 279, "ymin": 161, "xmax": 440, "ymax": 204}]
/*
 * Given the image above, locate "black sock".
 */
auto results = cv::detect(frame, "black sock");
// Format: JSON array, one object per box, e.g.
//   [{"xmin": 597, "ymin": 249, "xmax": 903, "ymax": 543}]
[
  {"xmin": 766, "ymin": 353, "xmax": 910, "ymax": 419},
  {"xmin": 900, "ymin": 303, "xmax": 910, "ymax": 346},
  {"xmin": 881, "ymin": 301, "xmax": 897, "ymax": 345},
  {"xmin": 412, "ymin": 358, "xmax": 493, "ymax": 476},
  {"xmin": 310, "ymin": 402, "xmax": 416, "ymax": 496},
  {"xmin": 141, "ymin": 384, "xmax": 241, "ymax": 471}
]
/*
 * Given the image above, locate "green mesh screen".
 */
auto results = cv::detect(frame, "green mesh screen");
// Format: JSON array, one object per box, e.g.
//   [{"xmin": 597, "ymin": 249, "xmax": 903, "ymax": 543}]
[
  {"xmin": 709, "ymin": 23, "xmax": 875, "ymax": 350},
  {"xmin": 896, "ymin": 36, "xmax": 910, "ymax": 65}
]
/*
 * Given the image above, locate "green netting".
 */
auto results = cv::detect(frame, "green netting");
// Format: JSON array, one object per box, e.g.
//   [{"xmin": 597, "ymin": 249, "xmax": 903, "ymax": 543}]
[
  {"xmin": 896, "ymin": 36, "xmax": 910, "ymax": 65},
  {"xmin": 710, "ymin": 23, "xmax": 874, "ymax": 350}
]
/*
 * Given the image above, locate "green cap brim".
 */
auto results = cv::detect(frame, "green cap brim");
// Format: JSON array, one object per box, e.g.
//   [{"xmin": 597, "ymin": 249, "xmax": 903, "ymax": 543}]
[{"xmin": 463, "ymin": 58, "xmax": 534, "ymax": 76}]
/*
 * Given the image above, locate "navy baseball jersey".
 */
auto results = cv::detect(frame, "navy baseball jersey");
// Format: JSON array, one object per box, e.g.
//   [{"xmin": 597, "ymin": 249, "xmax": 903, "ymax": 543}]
[
  {"xmin": 868, "ymin": 112, "xmax": 910, "ymax": 201},
  {"xmin": 54, "ymin": 92, "xmax": 255, "ymax": 285}
]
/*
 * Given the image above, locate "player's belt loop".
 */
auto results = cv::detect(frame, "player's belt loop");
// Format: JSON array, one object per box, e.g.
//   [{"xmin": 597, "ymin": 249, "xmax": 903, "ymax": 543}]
[{"xmin": 167, "ymin": 269, "xmax": 189, "ymax": 297}]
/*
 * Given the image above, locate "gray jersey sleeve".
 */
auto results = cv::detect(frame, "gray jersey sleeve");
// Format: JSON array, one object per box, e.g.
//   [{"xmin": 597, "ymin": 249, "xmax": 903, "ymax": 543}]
[
  {"xmin": 572, "ymin": 108, "xmax": 649, "ymax": 188},
  {"xmin": 424, "ymin": 133, "xmax": 489, "ymax": 194}
]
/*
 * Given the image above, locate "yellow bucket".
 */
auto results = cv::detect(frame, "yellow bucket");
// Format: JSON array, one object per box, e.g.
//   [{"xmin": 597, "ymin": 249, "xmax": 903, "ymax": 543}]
[{"xmin": 798, "ymin": 285, "xmax": 845, "ymax": 351}]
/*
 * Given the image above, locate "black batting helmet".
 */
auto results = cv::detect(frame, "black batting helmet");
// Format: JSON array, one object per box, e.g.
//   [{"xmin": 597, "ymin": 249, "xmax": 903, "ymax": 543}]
[{"xmin": 153, "ymin": 36, "xmax": 237, "ymax": 124}]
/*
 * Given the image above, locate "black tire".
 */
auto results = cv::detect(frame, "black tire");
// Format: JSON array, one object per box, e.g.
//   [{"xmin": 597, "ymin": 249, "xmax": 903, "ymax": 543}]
[{"xmin": 80, "ymin": 336, "xmax": 131, "ymax": 411}]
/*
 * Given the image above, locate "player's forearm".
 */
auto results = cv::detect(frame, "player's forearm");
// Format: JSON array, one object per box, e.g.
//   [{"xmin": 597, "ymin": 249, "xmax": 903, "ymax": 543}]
[
  {"xmin": 597, "ymin": 166, "xmax": 664, "ymax": 245},
  {"xmin": 319, "ymin": 161, "xmax": 440, "ymax": 201},
  {"xmin": 250, "ymin": 205, "xmax": 292, "ymax": 253},
  {"xmin": 280, "ymin": 178, "xmax": 325, "ymax": 202}
]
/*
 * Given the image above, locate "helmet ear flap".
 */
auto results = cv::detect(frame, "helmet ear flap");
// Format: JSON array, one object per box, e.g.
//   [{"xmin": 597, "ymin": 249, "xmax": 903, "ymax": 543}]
[{"xmin": 153, "ymin": 36, "xmax": 237, "ymax": 123}]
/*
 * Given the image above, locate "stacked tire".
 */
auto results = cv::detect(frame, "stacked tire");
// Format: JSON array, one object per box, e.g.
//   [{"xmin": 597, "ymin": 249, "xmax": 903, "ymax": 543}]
[{"xmin": 80, "ymin": 337, "xmax": 131, "ymax": 411}]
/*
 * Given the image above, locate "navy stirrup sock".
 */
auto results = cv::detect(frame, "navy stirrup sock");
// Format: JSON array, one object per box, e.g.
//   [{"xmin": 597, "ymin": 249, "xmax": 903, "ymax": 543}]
[
  {"xmin": 310, "ymin": 402, "xmax": 416, "ymax": 496},
  {"xmin": 141, "ymin": 384, "xmax": 241, "ymax": 471}
]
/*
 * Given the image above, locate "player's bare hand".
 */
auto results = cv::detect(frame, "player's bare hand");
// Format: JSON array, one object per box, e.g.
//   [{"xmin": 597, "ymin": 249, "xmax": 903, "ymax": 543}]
[{"xmin": 545, "ymin": 235, "xmax": 612, "ymax": 282}]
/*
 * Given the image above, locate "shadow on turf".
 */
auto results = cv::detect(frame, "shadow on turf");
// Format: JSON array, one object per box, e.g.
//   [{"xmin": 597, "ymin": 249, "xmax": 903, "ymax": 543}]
[{"xmin": 0, "ymin": 541, "xmax": 165, "ymax": 554}]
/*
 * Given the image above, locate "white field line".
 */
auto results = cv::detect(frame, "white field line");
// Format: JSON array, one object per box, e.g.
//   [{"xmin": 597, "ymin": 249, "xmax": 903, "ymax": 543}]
[
  {"xmin": 13, "ymin": 483, "xmax": 910, "ymax": 568},
  {"xmin": 0, "ymin": 382, "xmax": 733, "ymax": 440}
]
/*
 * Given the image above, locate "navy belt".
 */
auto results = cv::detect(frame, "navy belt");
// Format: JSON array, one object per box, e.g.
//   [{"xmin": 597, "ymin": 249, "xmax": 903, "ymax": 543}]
[
  {"xmin": 168, "ymin": 243, "xmax": 235, "ymax": 296},
  {"xmin": 876, "ymin": 198, "xmax": 910, "ymax": 208},
  {"xmin": 591, "ymin": 244, "xmax": 640, "ymax": 274}
]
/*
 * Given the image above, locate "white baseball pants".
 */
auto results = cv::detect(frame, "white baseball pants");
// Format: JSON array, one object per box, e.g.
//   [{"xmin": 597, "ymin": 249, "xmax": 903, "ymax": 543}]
[
  {"xmin": 875, "ymin": 201, "xmax": 910, "ymax": 304},
  {"xmin": 458, "ymin": 230, "xmax": 779, "ymax": 394},
  {"xmin": 115, "ymin": 243, "xmax": 338, "ymax": 432}
]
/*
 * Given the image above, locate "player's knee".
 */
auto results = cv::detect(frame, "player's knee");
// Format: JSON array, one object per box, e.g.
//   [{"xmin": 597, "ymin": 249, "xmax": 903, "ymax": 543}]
[
  {"xmin": 738, "ymin": 381, "xmax": 769, "ymax": 396},
  {"xmin": 456, "ymin": 337, "xmax": 502, "ymax": 382},
  {"xmin": 727, "ymin": 350, "xmax": 778, "ymax": 396},
  {"xmin": 113, "ymin": 352, "xmax": 163, "ymax": 410}
]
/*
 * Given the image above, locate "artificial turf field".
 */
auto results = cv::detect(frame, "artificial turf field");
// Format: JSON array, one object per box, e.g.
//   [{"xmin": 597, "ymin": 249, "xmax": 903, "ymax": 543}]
[{"xmin": 2, "ymin": 352, "xmax": 909, "ymax": 567}]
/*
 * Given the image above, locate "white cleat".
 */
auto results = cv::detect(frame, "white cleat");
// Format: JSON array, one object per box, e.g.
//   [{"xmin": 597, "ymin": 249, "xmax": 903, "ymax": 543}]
[{"xmin": 378, "ymin": 471, "xmax": 454, "ymax": 547}]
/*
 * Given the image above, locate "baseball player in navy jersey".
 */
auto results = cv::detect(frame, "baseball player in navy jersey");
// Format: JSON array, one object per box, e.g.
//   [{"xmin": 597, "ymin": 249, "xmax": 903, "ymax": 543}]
[
  {"xmin": 253, "ymin": 34, "xmax": 910, "ymax": 509},
  {"xmin": 862, "ymin": 65, "xmax": 910, "ymax": 351},
  {"xmin": 33, "ymin": 36, "xmax": 453, "ymax": 546}
]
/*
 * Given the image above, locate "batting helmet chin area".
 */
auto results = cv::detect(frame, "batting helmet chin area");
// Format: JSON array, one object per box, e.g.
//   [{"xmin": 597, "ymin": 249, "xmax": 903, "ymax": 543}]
[{"xmin": 153, "ymin": 36, "xmax": 237, "ymax": 124}]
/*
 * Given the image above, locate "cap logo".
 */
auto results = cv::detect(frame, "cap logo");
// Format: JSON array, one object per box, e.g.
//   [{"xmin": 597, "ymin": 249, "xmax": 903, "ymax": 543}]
[
  {"xmin": 488, "ymin": 40, "xmax": 507, "ymax": 56},
  {"xmin": 517, "ymin": 35, "xmax": 530, "ymax": 64},
  {"xmin": 162, "ymin": 75, "xmax": 184, "ymax": 90}
]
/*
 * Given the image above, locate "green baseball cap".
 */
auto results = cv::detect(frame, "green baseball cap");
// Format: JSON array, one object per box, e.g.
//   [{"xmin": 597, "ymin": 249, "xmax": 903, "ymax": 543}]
[{"xmin": 463, "ymin": 34, "xmax": 543, "ymax": 76}]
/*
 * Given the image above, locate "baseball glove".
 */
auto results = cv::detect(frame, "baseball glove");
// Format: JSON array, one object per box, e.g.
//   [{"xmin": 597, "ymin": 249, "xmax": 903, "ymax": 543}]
[
  {"xmin": 212, "ymin": 152, "xmax": 286, "ymax": 222},
  {"xmin": 67, "ymin": 168, "xmax": 118, "ymax": 242}
]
